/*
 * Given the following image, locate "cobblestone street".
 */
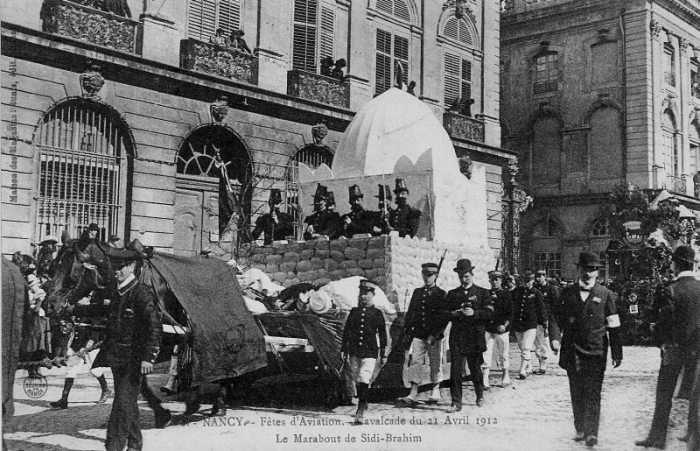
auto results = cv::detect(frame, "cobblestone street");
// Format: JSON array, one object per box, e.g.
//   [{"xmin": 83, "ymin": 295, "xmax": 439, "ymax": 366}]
[{"xmin": 3, "ymin": 345, "xmax": 691, "ymax": 451}]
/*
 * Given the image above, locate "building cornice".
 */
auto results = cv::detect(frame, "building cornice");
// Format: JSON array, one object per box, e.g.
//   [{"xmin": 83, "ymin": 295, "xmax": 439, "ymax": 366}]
[{"xmin": 531, "ymin": 192, "xmax": 612, "ymax": 207}]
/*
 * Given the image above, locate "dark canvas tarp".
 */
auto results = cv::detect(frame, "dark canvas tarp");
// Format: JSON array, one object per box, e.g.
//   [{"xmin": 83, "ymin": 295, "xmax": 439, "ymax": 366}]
[
  {"xmin": 141, "ymin": 253, "xmax": 267, "ymax": 384},
  {"xmin": 2, "ymin": 257, "xmax": 26, "ymax": 418}
]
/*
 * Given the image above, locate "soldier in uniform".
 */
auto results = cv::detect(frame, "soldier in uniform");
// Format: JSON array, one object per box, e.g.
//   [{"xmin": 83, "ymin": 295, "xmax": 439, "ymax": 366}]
[
  {"xmin": 482, "ymin": 269, "xmax": 513, "ymax": 388},
  {"xmin": 36, "ymin": 235, "xmax": 59, "ymax": 281},
  {"xmin": 98, "ymin": 247, "xmax": 164, "ymax": 451},
  {"xmin": 559, "ymin": 252, "xmax": 622, "ymax": 447},
  {"xmin": 388, "ymin": 178, "xmax": 421, "ymax": 238},
  {"xmin": 637, "ymin": 246, "xmax": 700, "ymax": 450},
  {"xmin": 250, "ymin": 189, "xmax": 294, "ymax": 245},
  {"xmin": 396, "ymin": 262, "xmax": 447, "ymax": 405},
  {"xmin": 511, "ymin": 270, "xmax": 547, "ymax": 379},
  {"xmin": 440, "ymin": 259, "xmax": 493, "ymax": 412},
  {"xmin": 372, "ymin": 184, "xmax": 393, "ymax": 235},
  {"xmin": 341, "ymin": 185, "xmax": 376, "ymax": 237},
  {"xmin": 533, "ymin": 269, "xmax": 562, "ymax": 374},
  {"xmin": 304, "ymin": 184, "xmax": 339, "ymax": 240},
  {"xmin": 341, "ymin": 279, "xmax": 387, "ymax": 424}
]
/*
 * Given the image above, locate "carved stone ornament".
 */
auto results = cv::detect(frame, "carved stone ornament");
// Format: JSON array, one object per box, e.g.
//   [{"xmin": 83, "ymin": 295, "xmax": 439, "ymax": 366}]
[
  {"xmin": 311, "ymin": 123, "xmax": 328, "ymax": 145},
  {"xmin": 679, "ymin": 37, "xmax": 690, "ymax": 54},
  {"xmin": 79, "ymin": 62, "xmax": 105, "ymax": 99},
  {"xmin": 507, "ymin": 158, "xmax": 519, "ymax": 183},
  {"xmin": 649, "ymin": 20, "xmax": 662, "ymax": 40},
  {"xmin": 442, "ymin": 0, "xmax": 476, "ymax": 23},
  {"xmin": 459, "ymin": 154, "xmax": 473, "ymax": 179},
  {"xmin": 210, "ymin": 96, "xmax": 229, "ymax": 123}
]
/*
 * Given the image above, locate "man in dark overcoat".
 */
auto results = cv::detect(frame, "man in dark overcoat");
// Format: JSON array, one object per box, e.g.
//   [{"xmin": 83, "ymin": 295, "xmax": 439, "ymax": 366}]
[
  {"xmin": 98, "ymin": 248, "xmax": 163, "ymax": 451},
  {"xmin": 440, "ymin": 259, "xmax": 493, "ymax": 412},
  {"xmin": 304, "ymin": 184, "xmax": 339, "ymax": 240},
  {"xmin": 388, "ymin": 178, "xmax": 421, "ymax": 238},
  {"xmin": 250, "ymin": 189, "xmax": 294, "ymax": 245},
  {"xmin": 396, "ymin": 262, "xmax": 447, "ymax": 405},
  {"xmin": 637, "ymin": 246, "xmax": 700, "ymax": 450},
  {"xmin": 533, "ymin": 268, "xmax": 562, "ymax": 374},
  {"xmin": 559, "ymin": 251, "xmax": 622, "ymax": 447},
  {"xmin": 341, "ymin": 185, "xmax": 376, "ymax": 238}
]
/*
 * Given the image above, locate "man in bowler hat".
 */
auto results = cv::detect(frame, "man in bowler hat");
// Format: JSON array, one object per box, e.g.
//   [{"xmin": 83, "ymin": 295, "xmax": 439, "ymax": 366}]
[
  {"xmin": 440, "ymin": 259, "xmax": 493, "ymax": 411},
  {"xmin": 342, "ymin": 185, "xmax": 376, "ymax": 237},
  {"xmin": 251, "ymin": 189, "xmax": 294, "ymax": 245},
  {"xmin": 637, "ymin": 246, "xmax": 700, "ymax": 450},
  {"xmin": 304, "ymin": 184, "xmax": 339, "ymax": 240},
  {"xmin": 559, "ymin": 251, "xmax": 622, "ymax": 447},
  {"xmin": 388, "ymin": 178, "xmax": 421, "ymax": 238}
]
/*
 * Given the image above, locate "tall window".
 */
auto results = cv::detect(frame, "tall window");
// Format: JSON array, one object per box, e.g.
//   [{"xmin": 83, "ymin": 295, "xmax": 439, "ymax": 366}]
[
  {"xmin": 589, "ymin": 107, "xmax": 623, "ymax": 180},
  {"xmin": 35, "ymin": 101, "xmax": 132, "ymax": 243},
  {"xmin": 444, "ymin": 53, "xmax": 472, "ymax": 107},
  {"xmin": 534, "ymin": 252, "xmax": 562, "ymax": 277},
  {"xmin": 375, "ymin": 28, "xmax": 408, "ymax": 95},
  {"xmin": 663, "ymin": 45, "xmax": 675, "ymax": 87},
  {"xmin": 691, "ymin": 59, "xmax": 700, "ymax": 99},
  {"xmin": 662, "ymin": 111, "xmax": 678, "ymax": 183},
  {"xmin": 534, "ymin": 52, "xmax": 558, "ymax": 94},
  {"xmin": 292, "ymin": 0, "xmax": 335, "ymax": 73},
  {"xmin": 188, "ymin": 0, "xmax": 242, "ymax": 42}
]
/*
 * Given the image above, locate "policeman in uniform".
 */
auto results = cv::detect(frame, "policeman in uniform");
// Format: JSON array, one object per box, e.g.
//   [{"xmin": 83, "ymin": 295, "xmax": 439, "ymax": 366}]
[
  {"xmin": 99, "ymin": 247, "xmax": 163, "ymax": 451},
  {"xmin": 396, "ymin": 262, "xmax": 447, "ymax": 405},
  {"xmin": 388, "ymin": 179, "xmax": 421, "ymax": 238},
  {"xmin": 559, "ymin": 252, "xmax": 622, "ymax": 447},
  {"xmin": 304, "ymin": 184, "xmax": 339, "ymax": 240},
  {"xmin": 341, "ymin": 185, "xmax": 376, "ymax": 237},
  {"xmin": 482, "ymin": 269, "xmax": 513, "ymax": 388},
  {"xmin": 533, "ymin": 269, "xmax": 562, "ymax": 374},
  {"xmin": 440, "ymin": 259, "xmax": 493, "ymax": 411},
  {"xmin": 511, "ymin": 270, "xmax": 547, "ymax": 379},
  {"xmin": 637, "ymin": 246, "xmax": 700, "ymax": 450},
  {"xmin": 372, "ymin": 184, "xmax": 393, "ymax": 235},
  {"xmin": 341, "ymin": 279, "xmax": 387, "ymax": 424},
  {"xmin": 251, "ymin": 189, "xmax": 294, "ymax": 245}
]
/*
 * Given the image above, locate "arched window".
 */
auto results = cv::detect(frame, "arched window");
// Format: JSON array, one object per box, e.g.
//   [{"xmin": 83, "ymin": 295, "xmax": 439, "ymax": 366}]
[
  {"xmin": 35, "ymin": 99, "xmax": 133, "ymax": 243},
  {"xmin": 662, "ymin": 111, "xmax": 679, "ymax": 190},
  {"xmin": 175, "ymin": 126, "xmax": 251, "ymax": 254},
  {"xmin": 589, "ymin": 107, "xmax": 623, "ymax": 180},
  {"xmin": 532, "ymin": 116, "xmax": 561, "ymax": 184},
  {"xmin": 376, "ymin": 0, "xmax": 411, "ymax": 22},
  {"xmin": 441, "ymin": 16, "xmax": 476, "ymax": 110},
  {"xmin": 591, "ymin": 218, "xmax": 609, "ymax": 237},
  {"xmin": 443, "ymin": 16, "xmax": 473, "ymax": 47}
]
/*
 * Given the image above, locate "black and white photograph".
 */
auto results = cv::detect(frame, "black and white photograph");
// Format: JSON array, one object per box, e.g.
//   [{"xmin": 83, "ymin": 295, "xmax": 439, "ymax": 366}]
[{"xmin": 1, "ymin": 0, "xmax": 699, "ymax": 449}]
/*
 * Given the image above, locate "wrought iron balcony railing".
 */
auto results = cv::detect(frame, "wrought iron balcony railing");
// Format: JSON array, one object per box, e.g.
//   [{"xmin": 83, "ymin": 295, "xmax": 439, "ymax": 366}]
[
  {"xmin": 287, "ymin": 70, "xmax": 350, "ymax": 109},
  {"xmin": 443, "ymin": 111, "xmax": 485, "ymax": 143},
  {"xmin": 40, "ymin": 0, "xmax": 138, "ymax": 53},
  {"xmin": 180, "ymin": 39, "xmax": 259, "ymax": 85}
]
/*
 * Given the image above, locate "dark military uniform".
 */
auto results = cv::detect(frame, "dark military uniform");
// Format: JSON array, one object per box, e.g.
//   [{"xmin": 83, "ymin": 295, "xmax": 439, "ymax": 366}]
[
  {"xmin": 303, "ymin": 209, "xmax": 339, "ymax": 240},
  {"xmin": 342, "ymin": 206, "xmax": 376, "ymax": 237},
  {"xmin": 389, "ymin": 204, "xmax": 421, "ymax": 238},
  {"xmin": 440, "ymin": 284, "xmax": 493, "ymax": 407},
  {"xmin": 486, "ymin": 288, "xmax": 512, "ymax": 335},
  {"xmin": 559, "ymin": 281, "xmax": 622, "ymax": 441},
  {"xmin": 341, "ymin": 304, "xmax": 387, "ymax": 360},
  {"xmin": 251, "ymin": 209, "xmax": 294, "ymax": 245},
  {"xmin": 535, "ymin": 281, "xmax": 562, "ymax": 341},
  {"xmin": 100, "ymin": 276, "xmax": 162, "ymax": 451},
  {"xmin": 511, "ymin": 286, "xmax": 546, "ymax": 333}
]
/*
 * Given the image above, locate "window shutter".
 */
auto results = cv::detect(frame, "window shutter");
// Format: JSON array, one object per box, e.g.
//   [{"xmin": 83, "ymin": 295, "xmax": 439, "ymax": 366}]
[
  {"xmin": 394, "ymin": 0, "xmax": 411, "ymax": 22},
  {"xmin": 444, "ymin": 52, "xmax": 461, "ymax": 105},
  {"xmin": 394, "ymin": 35, "xmax": 409, "ymax": 85},
  {"xmin": 462, "ymin": 59, "xmax": 472, "ymax": 103},
  {"xmin": 444, "ymin": 18, "xmax": 459, "ymax": 41},
  {"xmin": 319, "ymin": 6, "xmax": 334, "ymax": 60},
  {"xmin": 458, "ymin": 20, "xmax": 473, "ymax": 47},
  {"xmin": 218, "ymin": 0, "xmax": 241, "ymax": 36},
  {"xmin": 376, "ymin": 0, "xmax": 392, "ymax": 15},
  {"xmin": 376, "ymin": 29, "xmax": 392, "ymax": 95},
  {"xmin": 189, "ymin": 0, "xmax": 217, "ymax": 42},
  {"xmin": 293, "ymin": 0, "xmax": 319, "ymax": 72}
]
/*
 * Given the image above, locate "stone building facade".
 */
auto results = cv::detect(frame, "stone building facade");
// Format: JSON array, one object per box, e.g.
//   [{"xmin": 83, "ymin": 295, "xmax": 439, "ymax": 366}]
[
  {"xmin": 501, "ymin": 0, "xmax": 700, "ymax": 279},
  {"xmin": 1, "ymin": 0, "xmax": 512, "ymax": 267}
]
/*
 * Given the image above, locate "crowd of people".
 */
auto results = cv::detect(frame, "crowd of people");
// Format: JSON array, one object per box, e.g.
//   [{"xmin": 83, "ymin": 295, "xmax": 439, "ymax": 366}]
[{"xmin": 209, "ymin": 27, "xmax": 253, "ymax": 55}]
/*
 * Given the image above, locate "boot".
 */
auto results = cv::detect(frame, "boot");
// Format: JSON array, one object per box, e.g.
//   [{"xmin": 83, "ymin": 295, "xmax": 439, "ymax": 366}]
[
  {"xmin": 427, "ymin": 384, "xmax": 441, "ymax": 403},
  {"xmin": 50, "ymin": 378, "xmax": 73, "ymax": 409},
  {"xmin": 160, "ymin": 355, "xmax": 178, "ymax": 395},
  {"xmin": 210, "ymin": 386, "xmax": 227, "ymax": 417},
  {"xmin": 354, "ymin": 401, "xmax": 367, "ymax": 424},
  {"xmin": 184, "ymin": 388, "xmax": 201, "ymax": 415},
  {"xmin": 501, "ymin": 368, "xmax": 511, "ymax": 386},
  {"xmin": 533, "ymin": 357, "xmax": 547, "ymax": 375},
  {"xmin": 397, "ymin": 383, "xmax": 418, "ymax": 405},
  {"xmin": 482, "ymin": 367, "xmax": 490, "ymax": 390},
  {"xmin": 96, "ymin": 388, "xmax": 112, "ymax": 404},
  {"xmin": 519, "ymin": 360, "xmax": 529, "ymax": 379}
]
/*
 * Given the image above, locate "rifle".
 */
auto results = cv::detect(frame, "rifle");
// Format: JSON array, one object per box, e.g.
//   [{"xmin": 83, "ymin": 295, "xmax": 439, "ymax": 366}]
[
  {"xmin": 436, "ymin": 249, "xmax": 447, "ymax": 280},
  {"xmin": 378, "ymin": 184, "xmax": 392, "ymax": 229}
]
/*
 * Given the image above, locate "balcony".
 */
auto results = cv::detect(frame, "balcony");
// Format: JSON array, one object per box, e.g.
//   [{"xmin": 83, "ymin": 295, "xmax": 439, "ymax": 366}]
[
  {"xmin": 180, "ymin": 40, "xmax": 259, "ymax": 85},
  {"xmin": 40, "ymin": 0, "xmax": 138, "ymax": 53},
  {"xmin": 287, "ymin": 70, "xmax": 350, "ymax": 109},
  {"xmin": 442, "ymin": 112, "xmax": 485, "ymax": 143}
]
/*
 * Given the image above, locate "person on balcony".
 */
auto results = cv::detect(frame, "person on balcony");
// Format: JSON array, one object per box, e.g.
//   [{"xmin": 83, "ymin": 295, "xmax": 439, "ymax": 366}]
[
  {"xmin": 331, "ymin": 59, "xmax": 347, "ymax": 82},
  {"xmin": 342, "ymin": 185, "xmax": 375, "ymax": 238},
  {"xmin": 230, "ymin": 30, "xmax": 252, "ymax": 55},
  {"xmin": 210, "ymin": 28, "xmax": 230, "ymax": 49},
  {"xmin": 103, "ymin": 0, "xmax": 131, "ymax": 18},
  {"xmin": 320, "ymin": 56, "xmax": 334, "ymax": 77}
]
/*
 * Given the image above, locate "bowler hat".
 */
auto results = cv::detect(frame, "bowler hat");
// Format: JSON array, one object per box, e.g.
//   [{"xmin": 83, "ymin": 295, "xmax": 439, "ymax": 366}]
[
  {"xmin": 269, "ymin": 189, "xmax": 282, "ymax": 205},
  {"xmin": 454, "ymin": 259, "xmax": 475, "ymax": 274},
  {"xmin": 107, "ymin": 247, "xmax": 142, "ymax": 265},
  {"xmin": 394, "ymin": 178, "xmax": 409, "ymax": 195},
  {"xmin": 39, "ymin": 235, "xmax": 59, "ymax": 247},
  {"xmin": 359, "ymin": 279, "xmax": 379, "ymax": 292},
  {"xmin": 349, "ymin": 184, "xmax": 363, "ymax": 200},
  {"xmin": 577, "ymin": 251, "xmax": 603, "ymax": 268},
  {"xmin": 672, "ymin": 246, "xmax": 696, "ymax": 264},
  {"xmin": 422, "ymin": 262, "xmax": 439, "ymax": 274}
]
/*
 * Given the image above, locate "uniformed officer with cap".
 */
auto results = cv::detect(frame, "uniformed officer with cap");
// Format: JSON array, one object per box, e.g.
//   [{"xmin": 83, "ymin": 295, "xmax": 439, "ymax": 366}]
[
  {"xmin": 511, "ymin": 269, "xmax": 547, "ymax": 379},
  {"xmin": 251, "ymin": 189, "xmax": 294, "ymax": 245},
  {"xmin": 342, "ymin": 185, "xmax": 376, "ymax": 237},
  {"xmin": 388, "ymin": 178, "xmax": 421, "ymax": 238},
  {"xmin": 482, "ymin": 269, "xmax": 513, "ymax": 388},
  {"xmin": 396, "ymin": 262, "xmax": 447, "ymax": 405},
  {"xmin": 559, "ymin": 251, "xmax": 622, "ymax": 447},
  {"xmin": 36, "ymin": 235, "xmax": 59, "ymax": 280},
  {"xmin": 341, "ymin": 279, "xmax": 387, "ymax": 424},
  {"xmin": 304, "ymin": 184, "xmax": 340, "ymax": 240},
  {"xmin": 533, "ymin": 268, "xmax": 562, "ymax": 375},
  {"xmin": 440, "ymin": 259, "xmax": 493, "ymax": 411},
  {"xmin": 97, "ymin": 246, "xmax": 165, "ymax": 451}
]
